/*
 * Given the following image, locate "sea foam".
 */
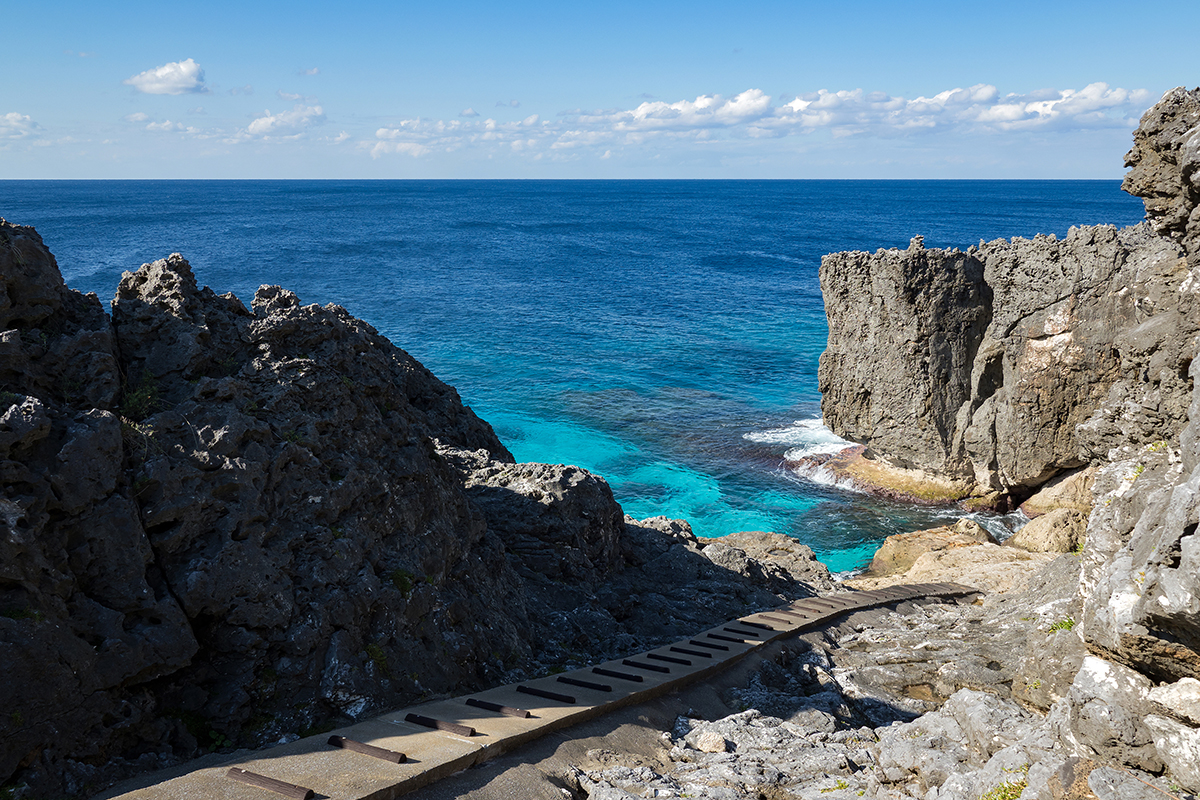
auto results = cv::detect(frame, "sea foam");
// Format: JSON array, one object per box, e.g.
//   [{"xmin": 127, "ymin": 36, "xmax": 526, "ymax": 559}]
[{"xmin": 743, "ymin": 417, "xmax": 854, "ymax": 460}]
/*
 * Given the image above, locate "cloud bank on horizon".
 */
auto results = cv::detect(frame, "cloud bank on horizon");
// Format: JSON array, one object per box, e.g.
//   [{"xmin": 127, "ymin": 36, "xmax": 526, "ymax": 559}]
[
  {"xmin": 366, "ymin": 83, "xmax": 1152, "ymax": 158},
  {"xmin": 0, "ymin": 55, "xmax": 1166, "ymax": 178}
]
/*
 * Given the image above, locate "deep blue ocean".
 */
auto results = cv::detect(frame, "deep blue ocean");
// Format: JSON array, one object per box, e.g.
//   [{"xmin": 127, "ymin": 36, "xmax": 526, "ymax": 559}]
[{"xmin": 1, "ymin": 180, "xmax": 1146, "ymax": 571}]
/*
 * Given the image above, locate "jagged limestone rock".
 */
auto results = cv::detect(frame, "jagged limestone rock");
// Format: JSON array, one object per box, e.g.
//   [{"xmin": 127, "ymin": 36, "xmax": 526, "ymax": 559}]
[
  {"xmin": 1009, "ymin": 508, "xmax": 1088, "ymax": 553},
  {"xmin": 820, "ymin": 224, "xmax": 1188, "ymax": 500}
]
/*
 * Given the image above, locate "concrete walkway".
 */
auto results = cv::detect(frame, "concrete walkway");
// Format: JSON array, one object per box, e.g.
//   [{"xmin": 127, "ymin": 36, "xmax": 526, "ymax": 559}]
[{"xmin": 97, "ymin": 582, "xmax": 976, "ymax": 800}]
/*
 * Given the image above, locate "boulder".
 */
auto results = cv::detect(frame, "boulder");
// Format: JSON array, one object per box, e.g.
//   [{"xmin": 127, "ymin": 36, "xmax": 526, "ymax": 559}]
[
  {"xmin": 860, "ymin": 518, "xmax": 995, "ymax": 577},
  {"xmin": 1148, "ymin": 677, "xmax": 1200, "ymax": 725},
  {"xmin": 1064, "ymin": 657, "xmax": 1161, "ymax": 772},
  {"xmin": 1009, "ymin": 508, "xmax": 1088, "ymax": 553},
  {"xmin": 1020, "ymin": 466, "xmax": 1097, "ymax": 518}
]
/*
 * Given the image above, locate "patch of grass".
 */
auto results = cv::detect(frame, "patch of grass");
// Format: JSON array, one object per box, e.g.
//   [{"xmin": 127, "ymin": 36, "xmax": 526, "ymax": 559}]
[
  {"xmin": 391, "ymin": 569, "xmax": 414, "ymax": 597},
  {"xmin": 282, "ymin": 429, "xmax": 302, "ymax": 443},
  {"xmin": 331, "ymin": 526, "xmax": 344, "ymax": 540},
  {"xmin": 120, "ymin": 372, "xmax": 160, "ymax": 421},
  {"xmin": 0, "ymin": 391, "xmax": 19, "ymax": 410},
  {"xmin": 10, "ymin": 711, "xmax": 24, "ymax": 727},
  {"xmin": 1072, "ymin": 536, "xmax": 1086, "ymax": 555},
  {"xmin": 1147, "ymin": 440, "xmax": 1169, "ymax": 453},
  {"xmin": 1129, "ymin": 463, "xmax": 1145, "ymax": 481},
  {"xmin": 820, "ymin": 779, "xmax": 850, "ymax": 793},
  {"xmin": 979, "ymin": 779, "xmax": 1027, "ymax": 800},
  {"xmin": 0, "ymin": 607, "xmax": 43, "ymax": 622},
  {"xmin": 366, "ymin": 642, "xmax": 389, "ymax": 673},
  {"xmin": 121, "ymin": 418, "xmax": 161, "ymax": 461},
  {"xmin": 1027, "ymin": 680, "xmax": 1042, "ymax": 690},
  {"xmin": 1048, "ymin": 617, "xmax": 1076, "ymax": 633}
]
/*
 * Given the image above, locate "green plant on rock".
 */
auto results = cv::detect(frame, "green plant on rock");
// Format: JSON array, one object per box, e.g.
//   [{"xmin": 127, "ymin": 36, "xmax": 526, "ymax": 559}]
[
  {"xmin": 121, "ymin": 418, "xmax": 161, "ymax": 462},
  {"xmin": 120, "ymin": 372, "xmax": 160, "ymax": 421},
  {"xmin": 820, "ymin": 779, "xmax": 850, "ymax": 793},
  {"xmin": 391, "ymin": 569, "xmax": 414, "ymax": 597},
  {"xmin": 0, "ymin": 391, "xmax": 19, "ymax": 409},
  {"xmin": 1, "ymin": 607, "xmax": 43, "ymax": 622},
  {"xmin": 1048, "ymin": 617, "xmax": 1076, "ymax": 633},
  {"xmin": 366, "ymin": 642, "xmax": 389, "ymax": 674},
  {"xmin": 978, "ymin": 779, "xmax": 1027, "ymax": 800}
]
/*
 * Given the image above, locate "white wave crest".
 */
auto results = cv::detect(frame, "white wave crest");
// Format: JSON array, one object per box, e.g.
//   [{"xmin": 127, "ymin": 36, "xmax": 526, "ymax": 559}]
[
  {"xmin": 743, "ymin": 417, "xmax": 854, "ymax": 459},
  {"xmin": 784, "ymin": 460, "xmax": 865, "ymax": 494},
  {"xmin": 929, "ymin": 508, "xmax": 1029, "ymax": 541}
]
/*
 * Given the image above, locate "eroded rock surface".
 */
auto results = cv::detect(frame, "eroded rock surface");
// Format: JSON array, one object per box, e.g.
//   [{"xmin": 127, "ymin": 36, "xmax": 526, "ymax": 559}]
[
  {"xmin": 0, "ymin": 227, "xmax": 836, "ymax": 799},
  {"xmin": 819, "ymin": 223, "xmax": 1189, "ymax": 502}
]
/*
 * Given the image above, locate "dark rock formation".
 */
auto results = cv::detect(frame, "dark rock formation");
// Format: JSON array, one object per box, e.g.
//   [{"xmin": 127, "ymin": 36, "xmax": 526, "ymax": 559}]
[{"xmin": 0, "ymin": 225, "xmax": 836, "ymax": 799}]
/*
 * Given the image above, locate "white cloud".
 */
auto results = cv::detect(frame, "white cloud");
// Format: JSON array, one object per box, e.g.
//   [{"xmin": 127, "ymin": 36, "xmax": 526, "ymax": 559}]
[
  {"xmin": 359, "ymin": 82, "xmax": 1154, "ymax": 164},
  {"xmin": 278, "ymin": 90, "xmax": 303, "ymax": 101},
  {"xmin": 146, "ymin": 120, "xmax": 185, "ymax": 132},
  {"xmin": 496, "ymin": 99, "xmax": 521, "ymax": 108},
  {"xmin": 230, "ymin": 85, "xmax": 254, "ymax": 96},
  {"xmin": 460, "ymin": 107, "xmax": 480, "ymax": 117},
  {"xmin": 123, "ymin": 112, "xmax": 149, "ymax": 123},
  {"xmin": 0, "ymin": 112, "xmax": 39, "ymax": 139},
  {"xmin": 123, "ymin": 58, "xmax": 207, "ymax": 95},
  {"xmin": 772, "ymin": 82, "xmax": 1152, "ymax": 135},
  {"xmin": 300, "ymin": 67, "xmax": 319, "ymax": 76},
  {"xmin": 244, "ymin": 104, "xmax": 326, "ymax": 138}
]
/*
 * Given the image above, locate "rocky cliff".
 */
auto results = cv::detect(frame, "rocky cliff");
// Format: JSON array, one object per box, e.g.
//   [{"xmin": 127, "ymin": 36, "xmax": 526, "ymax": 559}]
[
  {"xmin": 808, "ymin": 86, "xmax": 1200, "ymax": 795},
  {"xmin": 0, "ymin": 224, "xmax": 836, "ymax": 799}
]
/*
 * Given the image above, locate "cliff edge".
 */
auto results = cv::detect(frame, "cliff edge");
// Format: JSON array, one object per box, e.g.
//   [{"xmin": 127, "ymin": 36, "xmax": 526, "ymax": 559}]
[{"xmin": 814, "ymin": 86, "xmax": 1200, "ymax": 794}]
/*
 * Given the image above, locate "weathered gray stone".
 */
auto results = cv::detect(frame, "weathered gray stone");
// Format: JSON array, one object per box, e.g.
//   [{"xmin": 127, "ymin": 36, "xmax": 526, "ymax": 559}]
[
  {"xmin": 1142, "ymin": 715, "xmax": 1200, "ymax": 793},
  {"xmin": 821, "ymin": 223, "xmax": 1188, "ymax": 500},
  {"xmin": 1066, "ymin": 657, "xmax": 1161, "ymax": 772},
  {"xmin": 1147, "ymin": 677, "xmax": 1200, "ymax": 725},
  {"xmin": 1122, "ymin": 87, "xmax": 1200, "ymax": 266},
  {"xmin": 1010, "ymin": 508, "xmax": 1088, "ymax": 553}
]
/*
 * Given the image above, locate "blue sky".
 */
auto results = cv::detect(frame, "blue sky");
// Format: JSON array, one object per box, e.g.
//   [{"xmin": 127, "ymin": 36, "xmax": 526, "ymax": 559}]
[{"xmin": 2, "ymin": 0, "xmax": 1196, "ymax": 178}]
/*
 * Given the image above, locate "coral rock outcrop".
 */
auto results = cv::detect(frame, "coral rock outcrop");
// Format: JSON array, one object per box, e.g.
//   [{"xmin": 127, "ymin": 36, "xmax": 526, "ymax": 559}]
[{"xmin": 0, "ymin": 224, "xmax": 835, "ymax": 799}]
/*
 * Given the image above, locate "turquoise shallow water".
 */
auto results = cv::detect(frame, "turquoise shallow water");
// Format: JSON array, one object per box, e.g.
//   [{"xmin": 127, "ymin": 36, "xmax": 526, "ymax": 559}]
[{"xmin": 2, "ymin": 180, "xmax": 1146, "ymax": 571}]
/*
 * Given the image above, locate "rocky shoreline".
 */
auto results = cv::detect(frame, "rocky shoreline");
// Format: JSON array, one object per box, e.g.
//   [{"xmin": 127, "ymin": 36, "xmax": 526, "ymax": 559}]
[
  {"xmin": 0, "ymin": 225, "xmax": 837, "ymax": 798},
  {"xmin": 543, "ymin": 86, "xmax": 1200, "ymax": 800},
  {"xmin": 2, "ymin": 85, "xmax": 1200, "ymax": 800}
]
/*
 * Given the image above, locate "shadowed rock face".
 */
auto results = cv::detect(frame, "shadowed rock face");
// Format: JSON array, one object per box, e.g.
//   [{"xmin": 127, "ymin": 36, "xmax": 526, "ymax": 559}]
[{"xmin": 0, "ymin": 222, "xmax": 836, "ymax": 799}]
